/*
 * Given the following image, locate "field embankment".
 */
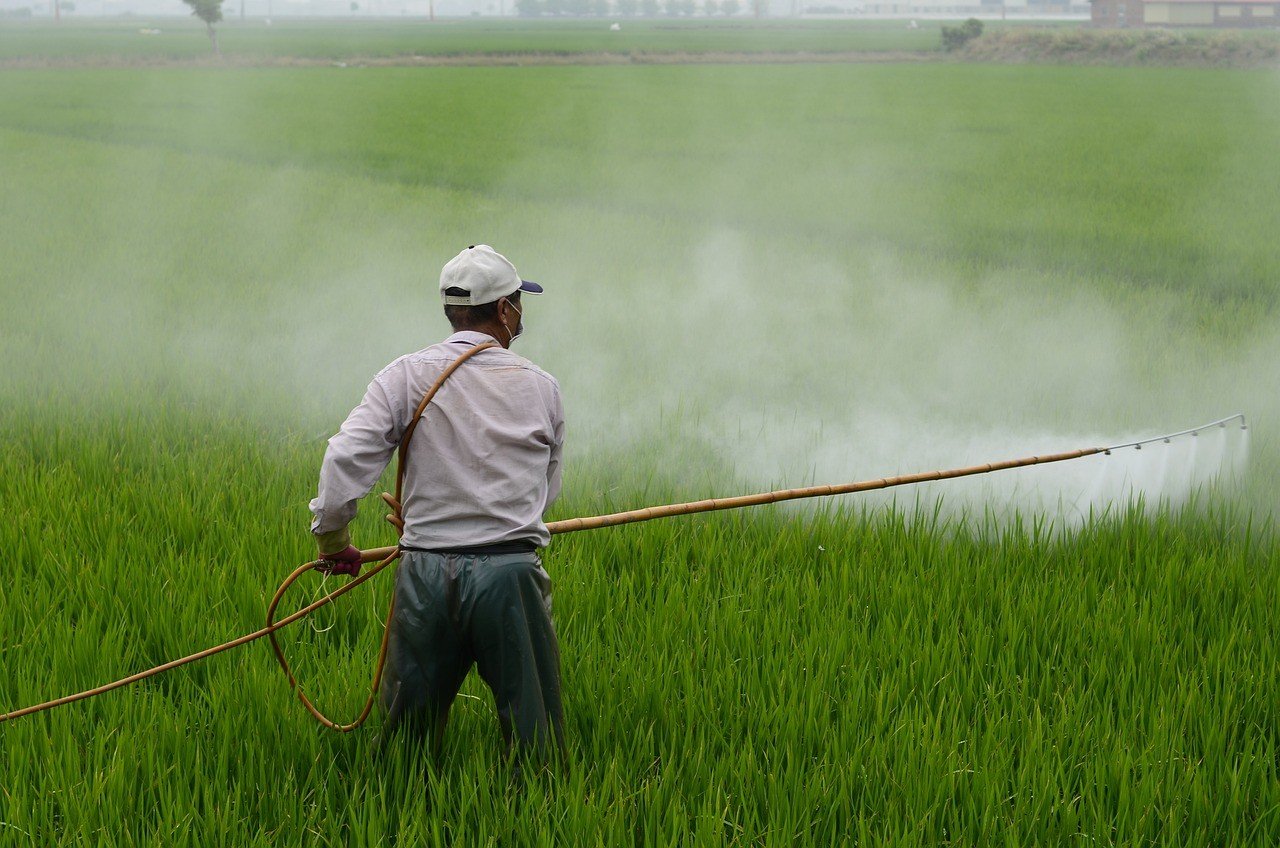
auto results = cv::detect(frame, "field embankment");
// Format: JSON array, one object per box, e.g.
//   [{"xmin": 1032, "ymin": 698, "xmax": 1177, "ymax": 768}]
[
  {"xmin": 0, "ymin": 48, "xmax": 942, "ymax": 69},
  {"xmin": 5, "ymin": 21, "xmax": 1278, "ymax": 69},
  {"xmin": 963, "ymin": 26, "xmax": 1280, "ymax": 68},
  {"xmin": 0, "ymin": 18, "xmax": 940, "ymax": 66}
]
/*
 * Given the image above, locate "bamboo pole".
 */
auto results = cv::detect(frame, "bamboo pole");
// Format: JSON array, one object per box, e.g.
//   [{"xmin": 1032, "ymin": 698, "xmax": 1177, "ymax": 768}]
[{"xmin": 357, "ymin": 446, "xmax": 1103, "ymax": 562}]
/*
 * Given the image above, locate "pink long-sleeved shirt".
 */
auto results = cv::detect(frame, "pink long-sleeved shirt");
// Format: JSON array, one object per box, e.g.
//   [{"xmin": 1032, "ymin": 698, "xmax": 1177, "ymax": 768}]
[{"xmin": 310, "ymin": 331, "xmax": 564, "ymax": 551}]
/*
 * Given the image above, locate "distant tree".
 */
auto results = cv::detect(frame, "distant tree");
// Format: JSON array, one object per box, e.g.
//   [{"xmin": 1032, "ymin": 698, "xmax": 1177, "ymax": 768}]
[
  {"xmin": 566, "ymin": 0, "xmax": 590, "ymax": 14},
  {"xmin": 350, "ymin": 1, "xmax": 358, "ymax": 10},
  {"xmin": 617, "ymin": 0, "xmax": 638, "ymax": 12},
  {"xmin": 61, "ymin": 0, "xmax": 74, "ymax": 9},
  {"xmin": 703, "ymin": 0, "xmax": 719, "ymax": 13},
  {"xmin": 640, "ymin": 0, "xmax": 659, "ymax": 13},
  {"xmin": 721, "ymin": 0, "xmax": 739, "ymax": 12},
  {"xmin": 940, "ymin": 17, "xmax": 982, "ymax": 50},
  {"xmin": 661, "ymin": 0, "xmax": 677, "ymax": 13},
  {"xmin": 592, "ymin": 0, "xmax": 610, "ymax": 13},
  {"xmin": 678, "ymin": 0, "xmax": 695, "ymax": 12},
  {"xmin": 182, "ymin": 0, "xmax": 224, "ymax": 56},
  {"xmin": 751, "ymin": 0, "xmax": 765, "ymax": 15},
  {"xmin": 514, "ymin": 0, "xmax": 543, "ymax": 13}
]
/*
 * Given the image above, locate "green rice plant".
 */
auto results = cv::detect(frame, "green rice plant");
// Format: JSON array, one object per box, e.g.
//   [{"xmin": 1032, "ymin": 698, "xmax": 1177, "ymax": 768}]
[{"xmin": 1, "ymin": 50, "xmax": 1278, "ymax": 845}]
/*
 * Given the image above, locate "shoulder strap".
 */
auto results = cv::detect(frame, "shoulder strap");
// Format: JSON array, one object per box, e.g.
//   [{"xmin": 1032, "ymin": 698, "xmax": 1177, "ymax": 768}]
[{"xmin": 381, "ymin": 341, "xmax": 499, "ymax": 535}]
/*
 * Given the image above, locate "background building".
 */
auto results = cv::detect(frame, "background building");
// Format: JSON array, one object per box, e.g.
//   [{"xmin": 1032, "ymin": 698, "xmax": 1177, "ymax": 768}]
[{"xmin": 1092, "ymin": 0, "xmax": 1280, "ymax": 25}]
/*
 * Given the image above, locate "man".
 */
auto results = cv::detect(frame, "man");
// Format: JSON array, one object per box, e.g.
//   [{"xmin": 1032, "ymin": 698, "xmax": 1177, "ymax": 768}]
[{"xmin": 308, "ymin": 244, "xmax": 566, "ymax": 760}]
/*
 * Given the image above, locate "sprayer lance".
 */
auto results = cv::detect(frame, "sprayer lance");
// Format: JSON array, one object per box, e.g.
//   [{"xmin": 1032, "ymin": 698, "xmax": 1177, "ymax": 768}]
[
  {"xmin": 1102, "ymin": 412, "xmax": 1246, "ymax": 454},
  {"xmin": 350, "ymin": 412, "xmax": 1248, "ymax": 563}
]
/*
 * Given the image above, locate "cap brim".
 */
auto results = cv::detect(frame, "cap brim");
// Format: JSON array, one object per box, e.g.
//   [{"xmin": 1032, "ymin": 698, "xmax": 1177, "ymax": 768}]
[{"xmin": 519, "ymin": 280, "xmax": 544, "ymax": 295}]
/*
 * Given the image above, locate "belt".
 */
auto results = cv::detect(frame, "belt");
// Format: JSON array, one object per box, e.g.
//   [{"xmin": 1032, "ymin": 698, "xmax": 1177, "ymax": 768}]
[{"xmin": 401, "ymin": 540, "xmax": 538, "ymax": 556}]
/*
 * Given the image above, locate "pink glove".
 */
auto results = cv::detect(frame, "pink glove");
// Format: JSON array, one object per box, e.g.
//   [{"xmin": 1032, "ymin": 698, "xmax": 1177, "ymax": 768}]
[{"xmin": 316, "ymin": 545, "xmax": 362, "ymax": 577}]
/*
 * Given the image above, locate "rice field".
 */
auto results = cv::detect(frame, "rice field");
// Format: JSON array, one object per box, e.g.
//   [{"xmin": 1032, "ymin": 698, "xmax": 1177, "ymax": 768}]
[
  {"xmin": 1, "ymin": 23, "xmax": 1278, "ymax": 846},
  {"xmin": 0, "ymin": 18, "xmax": 941, "ymax": 62}
]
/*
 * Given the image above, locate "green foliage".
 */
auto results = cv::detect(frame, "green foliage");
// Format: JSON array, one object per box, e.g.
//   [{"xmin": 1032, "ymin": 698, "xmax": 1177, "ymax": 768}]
[
  {"xmin": 940, "ymin": 16, "xmax": 982, "ymax": 51},
  {"xmin": 941, "ymin": 16, "xmax": 984, "ymax": 51},
  {"xmin": 0, "ymin": 402, "xmax": 1276, "ymax": 844},
  {"xmin": 1, "ymin": 50, "xmax": 1279, "ymax": 845},
  {"xmin": 182, "ymin": 0, "xmax": 223, "ymax": 26}
]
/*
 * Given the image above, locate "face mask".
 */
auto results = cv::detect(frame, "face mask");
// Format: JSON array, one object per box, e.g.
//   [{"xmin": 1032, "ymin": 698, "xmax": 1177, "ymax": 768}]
[{"xmin": 502, "ymin": 299, "xmax": 523, "ymax": 346}]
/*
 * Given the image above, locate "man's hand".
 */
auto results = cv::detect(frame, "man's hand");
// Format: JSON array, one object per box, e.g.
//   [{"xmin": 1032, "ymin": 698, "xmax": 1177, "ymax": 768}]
[{"xmin": 316, "ymin": 545, "xmax": 363, "ymax": 577}]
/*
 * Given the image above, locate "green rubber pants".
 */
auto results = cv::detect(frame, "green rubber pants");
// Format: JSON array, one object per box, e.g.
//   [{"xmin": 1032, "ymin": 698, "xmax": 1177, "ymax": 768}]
[{"xmin": 379, "ymin": 550, "xmax": 565, "ymax": 759}]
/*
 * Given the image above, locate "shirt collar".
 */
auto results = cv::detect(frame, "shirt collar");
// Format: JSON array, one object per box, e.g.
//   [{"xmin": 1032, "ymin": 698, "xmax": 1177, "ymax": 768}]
[{"xmin": 446, "ymin": 330, "xmax": 500, "ymax": 346}]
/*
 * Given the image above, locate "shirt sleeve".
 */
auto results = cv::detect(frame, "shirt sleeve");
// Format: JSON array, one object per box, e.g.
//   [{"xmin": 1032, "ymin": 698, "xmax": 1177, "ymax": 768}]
[
  {"xmin": 544, "ymin": 381, "xmax": 565, "ymax": 511},
  {"xmin": 309, "ymin": 377, "xmax": 402, "ymax": 544}
]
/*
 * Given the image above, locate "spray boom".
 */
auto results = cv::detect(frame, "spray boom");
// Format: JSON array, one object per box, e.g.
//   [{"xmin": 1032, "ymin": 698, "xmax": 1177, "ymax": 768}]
[{"xmin": 1103, "ymin": 413, "xmax": 1247, "ymax": 454}]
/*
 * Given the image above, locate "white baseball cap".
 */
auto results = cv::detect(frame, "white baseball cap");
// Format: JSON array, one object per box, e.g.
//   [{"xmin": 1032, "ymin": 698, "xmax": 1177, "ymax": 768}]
[{"xmin": 439, "ymin": 245, "xmax": 544, "ymax": 306}]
